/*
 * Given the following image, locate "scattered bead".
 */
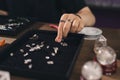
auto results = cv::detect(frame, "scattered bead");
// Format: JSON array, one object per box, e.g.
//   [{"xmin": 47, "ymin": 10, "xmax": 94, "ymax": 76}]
[
  {"xmin": 60, "ymin": 42, "xmax": 68, "ymax": 46},
  {"xmin": 23, "ymin": 53, "xmax": 29, "ymax": 57},
  {"xmin": 39, "ymin": 44, "xmax": 44, "ymax": 48},
  {"xmin": 29, "ymin": 44, "xmax": 43, "ymax": 52},
  {"xmin": 24, "ymin": 59, "xmax": 32, "ymax": 64},
  {"xmin": 47, "ymin": 61, "xmax": 54, "ymax": 64},
  {"xmin": 53, "ymin": 47, "xmax": 58, "ymax": 54},
  {"xmin": 45, "ymin": 56, "xmax": 50, "ymax": 59},
  {"xmin": 10, "ymin": 53, "xmax": 14, "ymax": 56},
  {"xmin": 32, "ymin": 43, "xmax": 35, "ymax": 46},
  {"xmin": 0, "ymin": 25, "xmax": 7, "ymax": 30},
  {"xmin": 33, "ymin": 34, "xmax": 37, "ymax": 37},
  {"xmin": 41, "ymin": 41, "xmax": 45, "ymax": 44},
  {"xmin": 26, "ymin": 44, "xmax": 31, "ymax": 47},
  {"xmin": 20, "ymin": 49, "xmax": 24, "ymax": 53},
  {"xmin": 36, "ymin": 45, "xmax": 41, "ymax": 49},
  {"xmin": 28, "ymin": 64, "xmax": 32, "ymax": 69},
  {"xmin": 29, "ymin": 34, "xmax": 39, "ymax": 40},
  {"xmin": 46, "ymin": 45, "xmax": 50, "ymax": 49},
  {"xmin": 51, "ymin": 53, "xmax": 55, "ymax": 56},
  {"xmin": 29, "ymin": 48, "xmax": 35, "ymax": 52}
]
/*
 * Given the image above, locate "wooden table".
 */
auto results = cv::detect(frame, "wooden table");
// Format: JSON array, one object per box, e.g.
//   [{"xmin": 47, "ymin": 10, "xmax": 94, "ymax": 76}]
[{"xmin": 0, "ymin": 23, "xmax": 120, "ymax": 80}]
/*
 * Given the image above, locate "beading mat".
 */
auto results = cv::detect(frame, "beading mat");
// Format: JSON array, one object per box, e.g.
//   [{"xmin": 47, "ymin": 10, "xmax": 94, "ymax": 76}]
[{"xmin": 0, "ymin": 30, "xmax": 84, "ymax": 80}]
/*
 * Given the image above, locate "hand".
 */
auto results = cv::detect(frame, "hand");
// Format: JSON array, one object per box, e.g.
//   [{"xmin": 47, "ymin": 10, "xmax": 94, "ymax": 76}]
[
  {"xmin": 55, "ymin": 13, "xmax": 85, "ymax": 42},
  {"xmin": 0, "ymin": 10, "xmax": 8, "ymax": 16}
]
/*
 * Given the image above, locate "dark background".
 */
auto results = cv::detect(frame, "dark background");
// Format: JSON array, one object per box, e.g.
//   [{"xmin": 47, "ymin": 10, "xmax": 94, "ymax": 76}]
[{"xmin": 85, "ymin": 0, "xmax": 120, "ymax": 28}]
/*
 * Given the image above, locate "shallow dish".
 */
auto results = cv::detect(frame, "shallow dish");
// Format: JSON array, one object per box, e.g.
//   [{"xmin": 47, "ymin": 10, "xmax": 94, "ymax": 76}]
[{"xmin": 78, "ymin": 27, "xmax": 102, "ymax": 40}]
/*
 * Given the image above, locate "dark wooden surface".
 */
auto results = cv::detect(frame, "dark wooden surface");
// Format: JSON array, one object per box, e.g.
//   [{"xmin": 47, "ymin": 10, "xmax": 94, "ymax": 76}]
[
  {"xmin": 70, "ymin": 27, "xmax": 120, "ymax": 80},
  {"xmin": 0, "ymin": 23, "xmax": 120, "ymax": 80}
]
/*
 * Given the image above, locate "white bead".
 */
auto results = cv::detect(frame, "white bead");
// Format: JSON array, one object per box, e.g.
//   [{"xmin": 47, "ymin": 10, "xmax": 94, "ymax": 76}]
[
  {"xmin": 20, "ymin": 49, "xmax": 24, "ymax": 53},
  {"xmin": 46, "ymin": 46, "xmax": 50, "ymax": 49},
  {"xmin": 47, "ymin": 61, "xmax": 54, "ymax": 64},
  {"xmin": 60, "ymin": 42, "xmax": 68, "ymax": 46},
  {"xmin": 24, "ymin": 59, "xmax": 32, "ymax": 64},
  {"xmin": 28, "ymin": 64, "xmax": 32, "ymax": 69},
  {"xmin": 26, "ymin": 44, "xmax": 31, "ymax": 47},
  {"xmin": 45, "ymin": 56, "xmax": 50, "ymax": 59},
  {"xmin": 53, "ymin": 47, "xmax": 58, "ymax": 54},
  {"xmin": 32, "ymin": 43, "xmax": 35, "ymax": 46},
  {"xmin": 23, "ymin": 53, "xmax": 29, "ymax": 57},
  {"xmin": 51, "ymin": 53, "xmax": 55, "ymax": 56},
  {"xmin": 10, "ymin": 53, "xmax": 14, "ymax": 56}
]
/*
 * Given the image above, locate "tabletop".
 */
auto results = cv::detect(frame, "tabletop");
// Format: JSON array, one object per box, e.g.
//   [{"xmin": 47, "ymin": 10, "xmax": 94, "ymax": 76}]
[{"xmin": 0, "ymin": 22, "xmax": 120, "ymax": 80}]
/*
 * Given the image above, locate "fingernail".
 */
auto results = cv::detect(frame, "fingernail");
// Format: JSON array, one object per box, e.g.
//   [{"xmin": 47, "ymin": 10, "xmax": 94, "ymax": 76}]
[{"xmin": 55, "ymin": 37, "xmax": 61, "ymax": 42}]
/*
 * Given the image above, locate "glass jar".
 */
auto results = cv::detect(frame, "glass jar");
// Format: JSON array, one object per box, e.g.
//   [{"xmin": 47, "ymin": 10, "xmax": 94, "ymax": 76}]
[
  {"xmin": 94, "ymin": 35, "xmax": 107, "ymax": 54},
  {"xmin": 96, "ymin": 46, "xmax": 117, "ymax": 75},
  {"xmin": 80, "ymin": 61, "xmax": 102, "ymax": 80}
]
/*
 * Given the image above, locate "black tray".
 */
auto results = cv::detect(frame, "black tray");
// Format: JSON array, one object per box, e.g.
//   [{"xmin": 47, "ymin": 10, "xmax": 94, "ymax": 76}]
[
  {"xmin": 0, "ymin": 16, "xmax": 36, "ymax": 36},
  {"xmin": 0, "ymin": 30, "xmax": 84, "ymax": 80}
]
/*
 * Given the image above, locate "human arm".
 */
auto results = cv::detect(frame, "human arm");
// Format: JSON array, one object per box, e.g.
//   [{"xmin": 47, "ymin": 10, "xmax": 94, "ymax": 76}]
[
  {"xmin": 0, "ymin": 10, "xmax": 8, "ymax": 16},
  {"xmin": 0, "ymin": 0, "xmax": 8, "ymax": 16},
  {"xmin": 55, "ymin": 6, "xmax": 96, "ymax": 42}
]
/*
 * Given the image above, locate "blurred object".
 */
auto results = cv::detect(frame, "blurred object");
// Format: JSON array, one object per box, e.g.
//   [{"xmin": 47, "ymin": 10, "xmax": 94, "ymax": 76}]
[
  {"xmin": 0, "ymin": 70, "xmax": 10, "ymax": 80},
  {"xmin": 0, "ymin": 10, "xmax": 8, "ymax": 16},
  {"xmin": 96, "ymin": 46, "xmax": 117, "ymax": 75},
  {"xmin": 80, "ymin": 61, "xmax": 102, "ymax": 80},
  {"xmin": 0, "ymin": 39, "xmax": 5, "ymax": 46},
  {"xmin": 85, "ymin": 0, "xmax": 120, "ymax": 8},
  {"xmin": 78, "ymin": 27, "xmax": 102, "ymax": 40},
  {"xmin": 102, "ymin": 0, "xmax": 112, "ymax": 7},
  {"xmin": 94, "ymin": 35, "xmax": 107, "ymax": 54},
  {"xmin": 0, "ymin": 16, "xmax": 34, "ymax": 36},
  {"xmin": 112, "ymin": 0, "xmax": 120, "ymax": 7},
  {"xmin": 85, "ymin": 0, "xmax": 120, "ymax": 29},
  {"xmin": 93, "ymin": 34, "xmax": 118, "ymax": 75}
]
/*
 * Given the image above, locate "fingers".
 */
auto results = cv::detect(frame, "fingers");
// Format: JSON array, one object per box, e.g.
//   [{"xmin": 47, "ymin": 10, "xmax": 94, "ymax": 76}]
[
  {"xmin": 77, "ymin": 21, "xmax": 84, "ymax": 32},
  {"xmin": 55, "ymin": 14, "xmax": 68, "ymax": 42},
  {"xmin": 69, "ymin": 14, "xmax": 84, "ymax": 33},
  {"xmin": 55, "ymin": 13, "xmax": 84, "ymax": 42},
  {"xmin": 63, "ymin": 14, "xmax": 75, "ymax": 37},
  {"xmin": 0, "ymin": 10, "xmax": 8, "ymax": 16},
  {"xmin": 70, "ymin": 19, "xmax": 79, "ymax": 33}
]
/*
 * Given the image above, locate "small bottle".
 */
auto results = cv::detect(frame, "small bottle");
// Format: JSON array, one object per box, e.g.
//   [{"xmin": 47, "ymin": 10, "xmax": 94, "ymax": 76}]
[
  {"xmin": 96, "ymin": 46, "xmax": 117, "ymax": 75},
  {"xmin": 94, "ymin": 35, "xmax": 107, "ymax": 54},
  {"xmin": 80, "ymin": 61, "xmax": 102, "ymax": 80}
]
